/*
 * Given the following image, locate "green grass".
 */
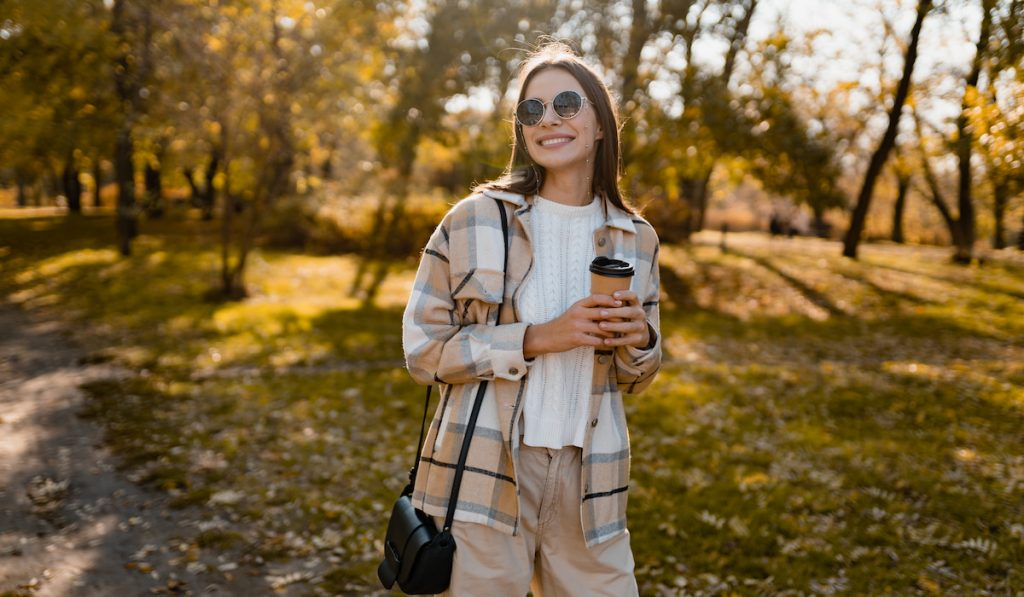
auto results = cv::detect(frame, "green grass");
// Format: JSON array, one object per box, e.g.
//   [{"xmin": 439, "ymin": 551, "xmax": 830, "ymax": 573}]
[{"xmin": 2, "ymin": 216, "xmax": 1022, "ymax": 595}]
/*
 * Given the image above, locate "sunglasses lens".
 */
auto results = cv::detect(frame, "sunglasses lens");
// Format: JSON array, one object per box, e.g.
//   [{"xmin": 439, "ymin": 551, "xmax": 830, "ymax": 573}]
[
  {"xmin": 553, "ymin": 91, "xmax": 583, "ymax": 118},
  {"xmin": 516, "ymin": 99, "xmax": 545, "ymax": 126}
]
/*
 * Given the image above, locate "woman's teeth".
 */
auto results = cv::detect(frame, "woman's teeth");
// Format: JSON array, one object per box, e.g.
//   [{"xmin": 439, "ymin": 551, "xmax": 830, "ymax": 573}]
[{"xmin": 540, "ymin": 137, "xmax": 573, "ymax": 146}]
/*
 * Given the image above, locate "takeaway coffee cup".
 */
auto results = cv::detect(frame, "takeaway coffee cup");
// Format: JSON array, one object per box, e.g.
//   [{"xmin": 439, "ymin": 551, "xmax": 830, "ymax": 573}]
[
  {"xmin": 589, "ymin": 256, "xmax": 634, "ymax": 297},
  {"xmin": 590, "ymin": 257, "xmax": 634, "ymax": 337}
]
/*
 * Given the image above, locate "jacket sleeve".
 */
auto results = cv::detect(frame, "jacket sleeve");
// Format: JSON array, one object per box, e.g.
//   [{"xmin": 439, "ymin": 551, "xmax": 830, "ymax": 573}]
[
  {"xmin": 613, "ymin": 236, "xmax": 662, "ymax": 394},
  {"xmin": 402, "ymin": 214, "xmax": 530, "ymax": 386}
]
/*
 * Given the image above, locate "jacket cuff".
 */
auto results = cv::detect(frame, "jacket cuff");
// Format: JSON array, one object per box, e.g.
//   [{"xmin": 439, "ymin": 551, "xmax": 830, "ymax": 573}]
[
  {"xmin": 619, "ymin": 322, "xmax": 658, "ymax": 365},
  {"xmin": 490, "ymin": 321, "xmax": 531, "ymax": 381}
]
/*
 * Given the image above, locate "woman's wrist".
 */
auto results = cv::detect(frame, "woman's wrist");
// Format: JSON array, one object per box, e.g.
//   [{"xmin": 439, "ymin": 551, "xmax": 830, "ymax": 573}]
[{"xmin": 523, "ymin": 322, "xmax": 546, "ymax": 360}]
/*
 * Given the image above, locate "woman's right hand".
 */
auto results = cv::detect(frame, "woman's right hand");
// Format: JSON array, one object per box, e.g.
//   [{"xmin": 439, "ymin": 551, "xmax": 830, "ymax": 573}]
[{"xmin": 523, "ymin": 294, "xmax": 622, "ymax": 359}]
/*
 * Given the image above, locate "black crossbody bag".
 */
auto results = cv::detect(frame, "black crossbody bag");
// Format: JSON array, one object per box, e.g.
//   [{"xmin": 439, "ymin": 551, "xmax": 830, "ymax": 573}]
[{"xmin": 377, "ymin": 197, "xmax": 509, "ymax": 594}]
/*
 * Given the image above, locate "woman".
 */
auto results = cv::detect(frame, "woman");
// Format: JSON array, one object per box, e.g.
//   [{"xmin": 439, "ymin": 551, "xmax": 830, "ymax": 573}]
[{"xmin": 402, "ymin": 42, "xmax": 661, "ymax": 596}]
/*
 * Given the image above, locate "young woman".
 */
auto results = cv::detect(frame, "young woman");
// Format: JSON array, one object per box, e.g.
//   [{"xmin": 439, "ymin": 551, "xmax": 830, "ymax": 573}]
[{"xmin": 402, "ymin": 42, "xmax": 661, "ymax": 596}]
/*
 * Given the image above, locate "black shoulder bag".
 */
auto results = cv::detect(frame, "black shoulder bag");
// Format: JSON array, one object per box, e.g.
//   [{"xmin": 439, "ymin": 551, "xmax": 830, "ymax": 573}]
[{"xmin": 377, "ymin": 197, "xmax": 510, "ymax": 594}]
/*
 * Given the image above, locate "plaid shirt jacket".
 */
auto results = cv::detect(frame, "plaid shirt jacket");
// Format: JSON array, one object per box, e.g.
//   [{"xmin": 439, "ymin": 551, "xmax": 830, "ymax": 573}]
[{"xmin": 401, "ymin": 189, "xmax": 662, "ymax": 548}]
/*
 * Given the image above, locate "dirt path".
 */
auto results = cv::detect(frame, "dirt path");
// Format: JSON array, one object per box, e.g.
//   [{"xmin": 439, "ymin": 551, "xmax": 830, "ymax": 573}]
[{"xmin": 0, "ymin": 305, "xmax": 270, "ymax": 596}]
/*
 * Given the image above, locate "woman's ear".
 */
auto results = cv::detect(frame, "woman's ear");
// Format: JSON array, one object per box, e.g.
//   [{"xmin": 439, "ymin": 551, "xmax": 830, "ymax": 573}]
[{"xmin": 595, "ymin": 126, "xmax": 604, "ymax": 140}]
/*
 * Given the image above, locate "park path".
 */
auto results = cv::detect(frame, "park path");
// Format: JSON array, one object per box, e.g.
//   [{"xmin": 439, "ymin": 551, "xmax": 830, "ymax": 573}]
[{"xmin": 0, "ymin": 304, "xmax": 270, "ymax": 596}]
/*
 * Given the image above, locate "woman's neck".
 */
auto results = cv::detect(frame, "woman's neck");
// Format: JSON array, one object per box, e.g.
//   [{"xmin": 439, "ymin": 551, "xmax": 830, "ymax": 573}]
[{"xmin": 538, "ymin": 167, "xmax": 594, "ymax": 206}]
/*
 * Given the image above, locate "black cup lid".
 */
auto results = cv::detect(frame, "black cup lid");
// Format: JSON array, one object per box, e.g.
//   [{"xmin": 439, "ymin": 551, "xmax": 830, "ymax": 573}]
[{"xmin": 590, "ymin": 256, "xmax": 634, "ymax": 277}]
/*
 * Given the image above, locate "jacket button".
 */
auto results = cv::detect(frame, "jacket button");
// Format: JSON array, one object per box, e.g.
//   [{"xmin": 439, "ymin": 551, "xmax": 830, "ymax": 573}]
[
  {"xmin": 597, "ymin": 237, "xmax": 607, "ymax": 247},
  {"xmin": 591, "ymin": 418, "xmax": 598, "ymax": 427},
  {"xmin": 598, "ymin": 355, "xmax": 608, "ymax": 364},
  {"xmin": 509, "ymin": 367, "xmax": 519, "ymax": 376}
]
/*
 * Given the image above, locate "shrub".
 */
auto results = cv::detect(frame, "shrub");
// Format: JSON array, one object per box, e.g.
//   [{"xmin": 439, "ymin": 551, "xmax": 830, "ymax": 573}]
[{"xmin": 262, "ymin": 186, "xmax": 453, "ymax": 258}]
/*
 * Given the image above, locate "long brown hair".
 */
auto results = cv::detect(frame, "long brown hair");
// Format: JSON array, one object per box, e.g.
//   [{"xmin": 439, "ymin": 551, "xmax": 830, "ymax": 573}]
[{"xmin": 477, "ymin": 43, "xmax": 636, "ymax": 215}]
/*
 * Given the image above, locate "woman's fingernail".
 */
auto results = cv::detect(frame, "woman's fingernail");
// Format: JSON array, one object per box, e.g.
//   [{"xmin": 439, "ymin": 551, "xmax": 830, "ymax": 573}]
[
  {"xmin": 615, "ymin": 301, "xmax": 622, "ymax": 306},
  {"xmin": 600, "ymin": 310, "xmax": 608, "ymax": 316}
]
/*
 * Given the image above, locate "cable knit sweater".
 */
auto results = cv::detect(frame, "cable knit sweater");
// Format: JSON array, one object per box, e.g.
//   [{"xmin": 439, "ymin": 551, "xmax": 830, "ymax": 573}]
[{"xmin": 519, "ymin": 194, "xmax": 605, "ymax": 449}]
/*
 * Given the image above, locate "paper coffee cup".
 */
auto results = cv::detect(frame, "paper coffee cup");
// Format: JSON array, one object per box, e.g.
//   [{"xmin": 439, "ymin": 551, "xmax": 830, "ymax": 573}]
[{"xmin": 589, "ymin": 256, "xmax": 634, "ymax": 296}]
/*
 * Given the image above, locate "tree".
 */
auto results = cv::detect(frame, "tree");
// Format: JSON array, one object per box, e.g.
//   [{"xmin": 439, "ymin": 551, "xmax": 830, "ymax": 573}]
[
  {"xmin": 969, "ymin": 0, "xmax": 1024, "ymax": 250},
  {"xmin": 352, "ymin": 0, "xmax": 557, "ymax": 301},
  {"xmin": 842, "ymin": 0, "xmax": 931, "ymax": 259},
  {"xmin": 738, "ymin": 31, "xmax": 846, "ymax": 235},
  {"xmin": 0, "ymin": 0, "xmax": 118, "ymax": 212},
  {"xmin": 947, "ymin": 0, "xmax": 996, "ymax": 262},
  {"xmin": 889, "ymin": 149, "xmax": 914, "ymax": 243},
  {"xmin": 914, "ymin": 108, "xmax": 969, "ymax": 249},
  {"xmin": 110, "ymin": 0, "xmax": 157, "ymax": 255}
]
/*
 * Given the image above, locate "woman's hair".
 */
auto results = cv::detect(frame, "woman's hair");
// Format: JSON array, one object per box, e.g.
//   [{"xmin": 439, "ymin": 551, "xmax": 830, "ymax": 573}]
[{"xmin": 476, "ymin": 42, "xmax": 636, "ymax": 215}]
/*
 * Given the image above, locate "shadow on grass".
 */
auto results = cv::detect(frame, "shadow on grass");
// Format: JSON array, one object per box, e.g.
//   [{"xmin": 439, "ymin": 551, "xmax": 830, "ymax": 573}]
[
  {"xmin": 726, "ymin": 249, "xmax": 845, "ymax": 317},
  {"xmin": 627, "ymin": 357, "xmax": 1024, "ymax": 593},
  {"xmin": 349, "ymin": 257, "xmax": 393, "ymax": 310},
  {"xmin": 865, "ymin": 259, "xmax": 1024, "ymax": 302}
]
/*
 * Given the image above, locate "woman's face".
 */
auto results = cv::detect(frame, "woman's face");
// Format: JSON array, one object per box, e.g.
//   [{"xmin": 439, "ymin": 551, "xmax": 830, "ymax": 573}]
[{"xmin": 520, "ymin": 68, "xmax": 603, "ymax": 177}]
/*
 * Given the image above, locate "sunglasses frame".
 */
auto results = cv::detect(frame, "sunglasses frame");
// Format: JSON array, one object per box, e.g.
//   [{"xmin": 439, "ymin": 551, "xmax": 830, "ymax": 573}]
[{"xmin": 515, "ymin": 90, "xmax": 589, "ymax": 127}]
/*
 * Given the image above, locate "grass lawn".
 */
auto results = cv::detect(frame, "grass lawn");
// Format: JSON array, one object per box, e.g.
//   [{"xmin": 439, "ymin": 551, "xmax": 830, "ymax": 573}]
[{"xmin": 2, "ymin": 214, "xmax": 1022, "ymax": 595}]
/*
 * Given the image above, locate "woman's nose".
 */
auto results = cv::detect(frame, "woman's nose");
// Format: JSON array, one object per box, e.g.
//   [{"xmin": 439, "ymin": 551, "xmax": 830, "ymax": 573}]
[{"xmin": 538, "ymin": 102, "xmax": 561, "ymax": 127}]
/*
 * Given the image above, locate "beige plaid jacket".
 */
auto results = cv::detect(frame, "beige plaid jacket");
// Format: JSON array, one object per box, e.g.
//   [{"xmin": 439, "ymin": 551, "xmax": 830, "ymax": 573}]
[{"xmin": 401, "ymin": 189, "xmax": 661, "ymax": 547}]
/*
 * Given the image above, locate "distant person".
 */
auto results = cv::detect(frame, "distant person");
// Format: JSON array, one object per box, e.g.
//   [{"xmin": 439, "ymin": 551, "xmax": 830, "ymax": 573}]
[{"xmin": 402, "ymin": 43, "xmax": 661, "ymax": 595}]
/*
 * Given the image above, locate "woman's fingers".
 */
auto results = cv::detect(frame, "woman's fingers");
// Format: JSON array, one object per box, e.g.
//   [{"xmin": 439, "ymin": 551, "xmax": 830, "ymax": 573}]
[
  {"xmin": 611, "ymin": 290, "xmax": 639, "ymax": 304},
  {"xmin": 579, "ymin": 320, "xmax": 615, "ymax": 338},
  {"xmin": 578, "ymin": 294, "xmax": 623, "ymax": 309},
  {"xmin": 601, "ymin": 333, "xmax": 645, "ymax": 346},
  {"xmin": 597, "ymin": 319, "xmax": 645, "ymax": 332},
  {"xmin": 594, "ymin": 305, "xmax": 645, "ymax": 321}
]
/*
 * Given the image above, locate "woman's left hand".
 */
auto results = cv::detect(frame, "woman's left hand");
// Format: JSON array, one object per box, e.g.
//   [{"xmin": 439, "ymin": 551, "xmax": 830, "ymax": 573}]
[{"xmin": 594, "ymin": 290, "xmax": 650, "ymax": 348}]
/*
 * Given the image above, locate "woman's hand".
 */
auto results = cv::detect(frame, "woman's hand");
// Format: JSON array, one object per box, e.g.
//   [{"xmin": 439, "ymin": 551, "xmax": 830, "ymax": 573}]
[
  {"xmin": 594, "ymin": 290, "xmax": 650, "ymax": 349},
  {"xmin": 523, "ymin": 294, "xmax": 618, "ymax": 359},
  {"xmin": 523, "ymin": 291, "xmax": 651, "ymax": 359}
]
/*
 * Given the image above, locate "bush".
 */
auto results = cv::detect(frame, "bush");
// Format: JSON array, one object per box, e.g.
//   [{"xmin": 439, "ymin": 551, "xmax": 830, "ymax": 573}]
[{"xmin": 262, "ymin": 187, "xmax": 453, "ymax": 258}]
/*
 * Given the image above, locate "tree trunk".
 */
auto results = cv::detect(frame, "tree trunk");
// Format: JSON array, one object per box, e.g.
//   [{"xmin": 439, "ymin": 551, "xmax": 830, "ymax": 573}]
[
  {"xmin": 16, "ymin": 173, "xmax": 27, "ymax": 208},
  {"xmin": 219, "ymin": 122, "xmax": 236, "ymax": 296},
  {"xmin": 992, "ymin": 180, "xmax": 1007, "ymax": 249},
  {"xmin": 951, "ymin": 0, "xmax": 994, "ymax": 263},
  {"xmin": 182, "ymin": 166, "xmax": 198, "ymax": 203},
  {"xmin": 63, "ymin": 160, "xmax": 83, "ymax": 213},
  {"xmin": 92, "ymin": 158, "xmax": 103, "ymax": 207},
  {"xmin": 1019, "ymin": 206, "xmax": 1024, "ymax": 251},
  {"xmin": 221, "ymin": 7, "xmax": 294, "ymax": 299},
  {"xmin": 618, "ymin": 0, "xmax": 649, "ymax": 164},
  {"xmin": 891, "ymin": 172, "xmax": 910, "ymax": 243},
  {"xmin": 112, "ymin": 0, "xmax": 137, "ymax": 255},
  {"xmin": 842, "ymin": 0, "xmax": 930, "ymax": 259},
  {"xmin": 695, "ymin": 168, "xmax": 714, "ymax": 231},
  {"xmin": 918, "ymin": 133, "xmax": 964, "ymax": 248},
  {"xmin": 812, "ymin": 206, "xmax": 830, "ymax": 238},
  {"xmin": 115, "ymin": 128, "xmax": 137, "ymax": 255},
  {"xmin": 144, "ymin": 161, "xmax": 163, "ymax": 218},
  {"xmin": 203, "ymin": 151, "xmax": 219, "ymax": 221}
]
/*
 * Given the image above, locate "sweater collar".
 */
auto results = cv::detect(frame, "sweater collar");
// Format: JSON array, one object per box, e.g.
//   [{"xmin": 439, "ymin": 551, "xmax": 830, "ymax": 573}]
[{"xmin": 481, "ymin": 189, "xmax": 637, "ymax": 234}]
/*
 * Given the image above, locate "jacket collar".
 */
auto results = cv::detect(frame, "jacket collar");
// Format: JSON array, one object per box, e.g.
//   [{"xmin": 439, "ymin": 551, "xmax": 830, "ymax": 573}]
[{"xmin": 481, "ymin": 189, "xmax": 637, "ymax": 234}]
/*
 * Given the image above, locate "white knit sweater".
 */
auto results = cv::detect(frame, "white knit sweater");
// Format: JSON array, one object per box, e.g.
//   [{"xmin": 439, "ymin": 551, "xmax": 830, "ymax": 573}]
[{"xmin": 519, "ymin": 194, "xmax": 605, "ymax": 449}]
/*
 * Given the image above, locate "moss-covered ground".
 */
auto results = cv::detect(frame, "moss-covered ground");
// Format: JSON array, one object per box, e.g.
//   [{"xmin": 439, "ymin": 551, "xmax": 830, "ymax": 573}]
[{"xmin": 2, "ymin": 214, "xmax": 1022, "ymax": 595}]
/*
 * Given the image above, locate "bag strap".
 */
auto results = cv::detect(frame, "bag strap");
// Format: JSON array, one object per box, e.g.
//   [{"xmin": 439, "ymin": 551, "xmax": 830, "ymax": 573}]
[
  {"xmin": 408, "ymin": 197, "xmax": 510, "ymax": 530},
  {"xmin": 405, "ymin": 384, "xmax": 432, "ymax": 493},
  {"xmin": 442, "ymin": 197, "xmax": 509, "ymax": 532}
]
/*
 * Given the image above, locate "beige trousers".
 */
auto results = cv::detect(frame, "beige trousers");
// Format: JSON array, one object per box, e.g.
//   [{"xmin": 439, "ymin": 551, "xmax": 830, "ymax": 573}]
[{"xmin": 434, "ymin": 444, "xmax": 638, "ymax": 597}]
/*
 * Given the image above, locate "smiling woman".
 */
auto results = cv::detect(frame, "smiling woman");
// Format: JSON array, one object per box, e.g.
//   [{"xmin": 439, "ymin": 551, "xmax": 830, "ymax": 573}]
[{"xmin": 395, "ymin": 42, "xmax": 662, "ymax": 596}]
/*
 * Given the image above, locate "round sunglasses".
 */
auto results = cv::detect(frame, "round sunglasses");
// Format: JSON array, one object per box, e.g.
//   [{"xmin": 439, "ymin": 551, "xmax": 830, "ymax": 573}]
[{"xmin": 515, "ymin": 90, "xmax": 589, "ymax": 127}]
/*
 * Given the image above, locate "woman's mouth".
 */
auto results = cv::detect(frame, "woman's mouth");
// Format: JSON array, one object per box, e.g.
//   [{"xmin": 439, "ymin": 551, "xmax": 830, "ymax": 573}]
[{"xmin": 538, "ymin": 136, "xmax": 574, "ymax": 147}]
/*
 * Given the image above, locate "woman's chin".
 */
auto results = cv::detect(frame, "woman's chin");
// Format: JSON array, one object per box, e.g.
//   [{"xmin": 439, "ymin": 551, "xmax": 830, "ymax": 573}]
[{"xmin": 531, "ymin": 155, "xmax": 590, "ymax": 175}]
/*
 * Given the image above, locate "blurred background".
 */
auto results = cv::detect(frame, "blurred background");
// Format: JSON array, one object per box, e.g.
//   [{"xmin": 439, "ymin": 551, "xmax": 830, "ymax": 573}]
[
  {"xmin": 0, "ymin": 0, "xmax": 1021, "ymax": 271},
  {"xmin": 1, "ymin": 0, "xmax": 1022, "ymax": 595}
]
